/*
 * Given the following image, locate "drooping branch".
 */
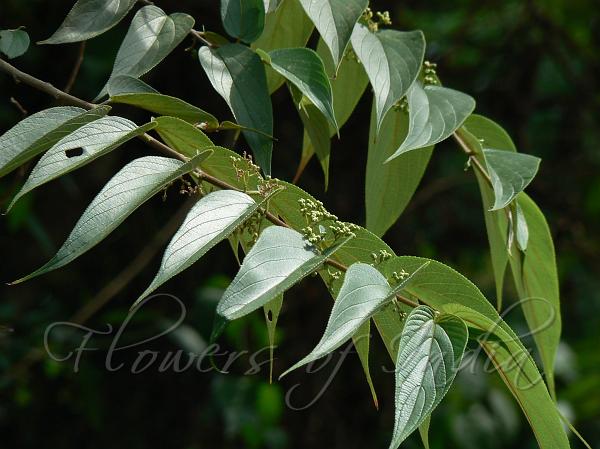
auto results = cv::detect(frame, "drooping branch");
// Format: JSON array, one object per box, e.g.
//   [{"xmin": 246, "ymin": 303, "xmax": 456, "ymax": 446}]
[{"xmin": 0, "ymin": 57, "xmax": 419, "ymax": 307}]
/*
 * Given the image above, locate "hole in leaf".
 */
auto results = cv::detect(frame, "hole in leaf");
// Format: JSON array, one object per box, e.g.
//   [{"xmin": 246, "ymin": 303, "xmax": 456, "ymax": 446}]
[
  {"xmin": 267, "ymin": 310, "xmax": 273, "ymax": 321},
  {"xmin": 65, "ymin": 147, "xmax": 84, "ymax": 158}
]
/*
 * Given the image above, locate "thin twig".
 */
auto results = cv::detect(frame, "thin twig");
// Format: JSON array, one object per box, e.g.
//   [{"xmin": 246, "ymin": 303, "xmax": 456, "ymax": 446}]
[
  {"xmin": 452, "ymin": 131, "xmax": 493, "ymax": 186},
  {"xmin": 9, "ymin": 97, "xmax": 27, "ymax": 116},
  {"xmin": 190, "ymin": 29, "xmax": 217, "ymax": 48},
  {"xmin": 63, "ymin": 42, "xmax": 86, "ymax": 94}
]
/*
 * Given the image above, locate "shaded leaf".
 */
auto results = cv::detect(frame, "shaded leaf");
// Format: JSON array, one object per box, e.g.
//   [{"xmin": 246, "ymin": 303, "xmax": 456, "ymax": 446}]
[
  {"xmin": 97, "ymin": 6, "xmax": 195, "ymax": 99},
  {"xmin": 39, "ymin": 0, "xmax": 138, "ymax": 44},
  {"xmin": 107, "ymin": 75, "xmax": 158, "ymax": 95},
  {"xmin": 483, "ymin": 149, "xmax": 541, "ymax": 210},
  {"xmin": 109, "ymin": 92, "xmax": 218, "ymax": 128},
  {"xmin": 252, "ymin": 0, "xmax": 314, "ymax": 92},
  {"xmin": 300, "ymin": 0, "xmax": 367, "ymax": 70},
  {"xmin": 515, "ymin": 202, "xmax": 529, "ymax": 251},
  {"xmin": 296, "ymin": 37, "xmax": 369, "ymax": 184},
  {"xmin": 216, "ymin": 225, "xmax": 349, "ymax": 320},
  {"xmin": 366, "ymin": 99, "xmax": 433, "ymax": 237},
  {"xmin": 221, "ymin": 0, "xmax": 265, "ymax": 43},
  {"xmin": 390, "ymin": 306, "xmax": 467, "ymax": 448},
  {"xmin": 8, "ymin": 117, "xmax": 156, "ymax": 211},
  {"xmin": 460, "ymin": 114, "xmax": 516, "ymax": 308},
  {"xmin": 0, "ymin": 29, "xmax": 30, "ymax": 59},
  {"xmin": 0, "ymin": 106, "xmax": 110, "ymax": 178},
  {"xmin": 386, "ymin": 82, "xmax": 475, "ymax": 161},
  {"xmin": 281, "ymin": 261, "xmax": 428, "ymax": 376},
  {"xmin": 199, "ymin": 43, "xmax": 273, "ymax": 174},
  {"xmin": 510, "ymin": 193, "xmax": 561, "ymax": 398},
  {"xmin": 137, "ymin": 189, "xmax": 278, "ymax": 303},
  {"xmin": 269, "ymin": 48, "xmax": 337, "ymax": 130},
  {"xmin": 351, "ymin": 23, "xmax": 425, "ymax": 132},
  {"xmin": 12, "ymin": 152, "xmax": 212, "ymax": 283}
]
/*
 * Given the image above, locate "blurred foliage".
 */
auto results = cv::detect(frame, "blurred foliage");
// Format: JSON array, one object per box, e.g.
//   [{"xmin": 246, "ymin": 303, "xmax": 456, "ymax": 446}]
[{"xmin": 0, "ymin": 0, "xmax": 598, "ymax": 448}]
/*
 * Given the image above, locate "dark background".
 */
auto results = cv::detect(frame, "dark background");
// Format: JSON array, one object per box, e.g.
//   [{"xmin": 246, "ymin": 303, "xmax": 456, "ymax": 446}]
[{"xmin": 0, "ymin": 1, "xmax": 598, "ymax": 448}]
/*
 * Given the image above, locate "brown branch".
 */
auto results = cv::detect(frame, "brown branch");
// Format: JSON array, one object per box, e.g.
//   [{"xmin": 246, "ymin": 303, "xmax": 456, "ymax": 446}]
[
  {"xmin": 10, "ymin": 96, "xmax": 27, "ymax": 116},
  {"xmin": 63, "ymin": 42, "xmax": 86, "ymax": 94},
  {"xmin": 0, "ymin": 57, "xmax": 418, "ymax": 310},
  {"xmin": 452, "ymin": 131, "xmax": 493, "ymax": 186}
]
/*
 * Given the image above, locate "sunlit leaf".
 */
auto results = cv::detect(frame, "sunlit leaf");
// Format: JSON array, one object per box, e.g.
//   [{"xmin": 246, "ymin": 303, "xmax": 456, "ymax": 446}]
[
  {"xmin": 96, "ymin": 6, "xmax": 195, "ymax": 99},
  {"xmin": 136, "ymin": 189, "xmax": 278, "ymax": 304},
  {"xmin": 198, "ymin": 43, "xmax": 273, "ymax": 174},
  {"xmin": 11, "ymin": 152, "xmax": 212, "ymax": 283},
  {"xmin": 0, "ymin": 106, "xmax": 110, "ymax": 178},
  {"xmin": 221, "ymin": 0, "xmax": 265, "ymax": 43},
  {"xmin": 300, "ymin": 0, "xmax": 367, "ymax": 70},
  {"xmin": 216, "ymin": 225, "xmax": 349, "ymax": 321},
  {"xmin": 351, "ymin": 23, "xmax": 425, "ymax": 133},
  {"xmin": 386, "ymin": 82, "xmax": 475, "ymax": 161},
  {"xmin": 389, "ymin": 306, "xmax": 467, "ymax": 448},
  {"xmin": 39, "ymin": 0, "xmax": 138, "ymax": 44},
  {"xmin": 264, "ymin": 294, "xmax": 283, "ymax": 383},
  {"xmin": 8, "ymin": 116, "xmax": 156, "ymax": 211},
  {"xmin": 281, "ymin": 261, "xmax": 428, "ymax": 376}
]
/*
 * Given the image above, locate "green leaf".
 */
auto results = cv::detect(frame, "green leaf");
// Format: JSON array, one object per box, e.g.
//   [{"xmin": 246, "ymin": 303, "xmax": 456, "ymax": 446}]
[
  {"xmin": 379, "ymin": 257, "xmax": 570, "ymax": 449},
  {"xmin": 514, "ymin": 202, "xmax": 529, "ymax": 251},
  {"xmin": 460, "ymin": 114, "xmax": 516, "ymax": 308},
  {"xmin": 39, "ymin": 0, "xmax": 138, "ymax": 44},
  {"xmin": 97, "ymin": 6, "xmax": 195, "ymax": 99},
  {"xmin": 389, "ymin": 306, "xmax": 467, "ymax": 449},
  {"xmin": 299, "ymin": 0, "xmax": 367, "ymax": 70},
  {"xmin": 281, "ymin": 261, "xmax": 428, "ymax": 377},
  {"xmin": 216, "ymin": 225, "xmax": 348, "ymax": 321},
  {"xmin": 418, "ymin": 415, "xmax": 431, "ymax": 449},
  {"xmin": 0, "ymin": 106, "xmax": 110, "ymax": 178},
  {"xmin": 0, "ymin": 29, "xmax": 30, "ymax": 59},
  {"xmin": 109, "ymin": 92, "xmax": 218, "ymax": 128},
  {"xmin": 8, "ymin": 117, "xmax": 156, "ymax": 211},
  {"xmin": 351, "ymin": 23, "xmax": 425, "ymax": 133},
  {"xmin": 366, "ymin": 99, "xmax": 433, "ymax": 237},
  {"xmin": 11, "ymin": 152, "xmax": 212, "ymax": 284},
  {"xmin": 264, "ymin": 294, "xmax": 283, "ymax": 383},
  {"xmin": 153, "ymin": 116, "xmax": 214, "ymax": 158},
  {"xmin": 198, "ymin": 43, "xmax": 273, "ymax": 174},
  {"xmin": 136, "ymin": 189, "xmax": 278, "ymax": 304},
  {"xmin": 483, "ymin": 149, "xmax": 541, "ymax": 210},
  {"xmin": 386, "ymin": 82, "xmax": 475, "ymax": 161},
  {"xmin": 252, "ymin": 0, "xmax": 314, "ymax": 93},
  {"xmin": 221, "ymin": 0, "xmax": 266, "ymax": 43},
  {"xmin": 510, "ymin": 193, "xmax": 561, "ymax": 398},
  {"xmin": 268, "ymin": 48, "xmax": 338, "ymax": 131},
  {"xmin": 296, "ymin": 101, "xmax": 331, "ymax": 187},
  {"xmin": 107, "ymin": 75, "xmax": 158, "ymax": 95},
  {"xmin": 296, "ymin": 37, "xmax": 369, "ymax": 183}
]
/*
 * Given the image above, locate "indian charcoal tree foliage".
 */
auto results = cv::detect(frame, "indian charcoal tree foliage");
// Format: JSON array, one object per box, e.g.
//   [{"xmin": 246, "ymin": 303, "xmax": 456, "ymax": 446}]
[{"xmin": 0, "ymin": 0, "xmax": 587, "ymax": 448}]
